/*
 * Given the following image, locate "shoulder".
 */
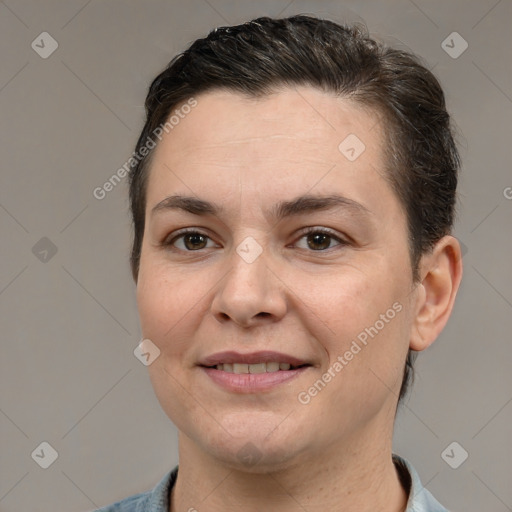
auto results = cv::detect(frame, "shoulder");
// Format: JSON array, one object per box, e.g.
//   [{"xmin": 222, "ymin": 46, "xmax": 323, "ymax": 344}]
[
  {"xmin": 393, "ymin": 454, "xmax": 449, "ymax": 512},
  {"xmin": 94, "ymin": 491, "xmax": 147, "ymax": 511},
  {"xmin": 93, "ymin": 467, "xmax": 178, "ymax": 512}
]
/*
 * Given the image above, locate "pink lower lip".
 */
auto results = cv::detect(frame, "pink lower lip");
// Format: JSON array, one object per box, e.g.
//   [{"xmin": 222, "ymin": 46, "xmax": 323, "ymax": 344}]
[{"xmin": 201, "ymin": 366, "xmax": 310, "ymax": 393}]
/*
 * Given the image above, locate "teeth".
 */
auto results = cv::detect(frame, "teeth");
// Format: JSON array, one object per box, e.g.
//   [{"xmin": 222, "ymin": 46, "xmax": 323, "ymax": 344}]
[
  {"xmin": 233, "ymin": 363, "xmax": 249, "ymax": 374},
  {"xmin": 248, "ymin": 363, "xmax": 266, "ymax": 374},
  {"xmin": 212, "ymin": 362, "xmax": 298, "ymax": 374},
  {"xmin": 266, "ymin": 362, "xmax": 280, "ymax": 373}
]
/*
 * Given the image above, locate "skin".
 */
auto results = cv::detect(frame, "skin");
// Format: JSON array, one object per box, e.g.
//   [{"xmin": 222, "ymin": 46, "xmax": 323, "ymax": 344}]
[{"xmin": 135, "ymin": 86, "xmax": 463, "ymax": 512}]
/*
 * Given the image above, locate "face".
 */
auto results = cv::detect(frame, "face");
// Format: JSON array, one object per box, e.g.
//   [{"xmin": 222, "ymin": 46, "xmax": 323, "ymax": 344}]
[{"xmin": 136, "ymin": 87, "xmax": 419, "ymax": 470}]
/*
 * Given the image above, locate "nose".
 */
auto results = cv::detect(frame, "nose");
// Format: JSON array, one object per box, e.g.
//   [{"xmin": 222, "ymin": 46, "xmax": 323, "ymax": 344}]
[{"xmin": 210, "ymin": 242, "xmax": 288, "ymax": 328}]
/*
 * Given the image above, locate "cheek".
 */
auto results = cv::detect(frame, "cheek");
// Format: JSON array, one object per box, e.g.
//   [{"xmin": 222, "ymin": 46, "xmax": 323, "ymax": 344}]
[
  {"xmin": 298, "ymin": 268, "xmax": 398, "ymax": 337},
  {"xmin": 136, "ymin": 263, "xmax": 210, "ymax": 429},
  {"xmin": 289, "ymin": 272, "xmax": 410, "ymax": 441},
  {"xmin": 136, "ymin": 262, "xmax": 204, "ymax": 353},
  {"xmin": 297, "ymin": 265, "xmax": 409, "ymax": 385}
]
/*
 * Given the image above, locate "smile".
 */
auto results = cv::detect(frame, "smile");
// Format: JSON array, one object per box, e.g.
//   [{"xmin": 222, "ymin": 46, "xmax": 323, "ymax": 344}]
[{"xmin": 207, "ymin": 362, "xmax": 305, "ymax": 373}]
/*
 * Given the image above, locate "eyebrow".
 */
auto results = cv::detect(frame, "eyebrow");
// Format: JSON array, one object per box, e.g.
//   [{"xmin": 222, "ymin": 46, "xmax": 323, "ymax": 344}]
[{"xmin": 150, "ymin": 193, "xmax": 372, "ymax": 221}]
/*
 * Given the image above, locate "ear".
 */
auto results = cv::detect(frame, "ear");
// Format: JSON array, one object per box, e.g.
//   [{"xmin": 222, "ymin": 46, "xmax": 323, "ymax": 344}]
[{"xmin": 410, "ymin": 235, "xmax": 463, "ymax": 351}]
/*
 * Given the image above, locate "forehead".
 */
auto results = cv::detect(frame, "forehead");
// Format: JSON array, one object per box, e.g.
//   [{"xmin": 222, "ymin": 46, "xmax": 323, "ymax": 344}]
[
  {"xmin": 146, "ymin": 86, "xmax": 395, "ymax": 220},
  {"xmin": 156, "ymin": 87, "xmax": 384, "ymax": 159}
]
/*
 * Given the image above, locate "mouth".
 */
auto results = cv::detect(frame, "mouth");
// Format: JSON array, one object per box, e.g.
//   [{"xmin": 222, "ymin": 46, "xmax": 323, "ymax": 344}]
[
  {"xmin": 198, "ymin": 351, "xmax": 312, "ymax": 393},
  {"xmin": 203, "ymin": 362, "xmax": 309, "ymax": 373}
]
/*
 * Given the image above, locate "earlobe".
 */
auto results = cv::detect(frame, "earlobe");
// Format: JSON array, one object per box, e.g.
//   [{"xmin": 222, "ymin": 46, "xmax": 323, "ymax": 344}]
[{"xmin": 410, "ymin": 235, "xmax": 463, "ymax": 351}]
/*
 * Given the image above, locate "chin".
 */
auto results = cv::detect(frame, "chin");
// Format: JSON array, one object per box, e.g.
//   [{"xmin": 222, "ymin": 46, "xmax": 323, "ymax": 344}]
[
  {"xmin": 212, "ymin": 438, "xmax": 306, "ymax": 474},
  {"xmin": 193, "ymin": 417, "xmax": 311, "ymax": 473}
]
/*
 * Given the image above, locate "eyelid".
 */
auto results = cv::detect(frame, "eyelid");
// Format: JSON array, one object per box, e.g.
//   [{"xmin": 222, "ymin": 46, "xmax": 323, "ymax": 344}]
[
  {"xmin": 292, "ymin": 226, "xmax": 349, "ymax": 249},
  {"xmin": 163, "ymin": 227, "xmax": 219, "ymax": 248},
  {"xmin": 163, "ymin": 226, "xmax": 349, "ymax": 252}
]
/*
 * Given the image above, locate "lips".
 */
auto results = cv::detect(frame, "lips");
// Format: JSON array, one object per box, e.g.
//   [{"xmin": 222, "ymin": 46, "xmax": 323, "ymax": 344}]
[
  {"xmin": 199, "ymin": 350, "xmax": 310, "ymax": 368},
  {"xmin": 198, "ymin": 351, "xmax": 312, "ymax": 392},
  {"xmin": 212, "ymin": 362, "xmax": 297, "ymax": 374}
]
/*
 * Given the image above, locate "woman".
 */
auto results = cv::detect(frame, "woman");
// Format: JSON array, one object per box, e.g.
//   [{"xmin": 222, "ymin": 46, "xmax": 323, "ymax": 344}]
[{"xmin": 97, "ymin": 14, "xmax": 462, "ymax": 512}]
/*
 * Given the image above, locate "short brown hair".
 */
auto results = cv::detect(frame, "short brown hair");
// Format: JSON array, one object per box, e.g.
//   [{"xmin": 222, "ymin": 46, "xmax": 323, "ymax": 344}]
[{"xmin": 128, "ymin": 14, "xmax": 460, "ymax": 405}]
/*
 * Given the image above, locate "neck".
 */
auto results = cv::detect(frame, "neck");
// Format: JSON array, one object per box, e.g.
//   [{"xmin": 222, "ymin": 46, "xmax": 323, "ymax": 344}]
[{"xmin": 170, "ymin": 423, "xmax": 408, "ymax": 512}]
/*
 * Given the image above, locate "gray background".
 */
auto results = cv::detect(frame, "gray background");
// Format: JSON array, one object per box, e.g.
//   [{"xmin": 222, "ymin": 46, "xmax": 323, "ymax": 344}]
[{"xmin": 1, "ymin": 0, "xmax": 511, "ymax": 510}]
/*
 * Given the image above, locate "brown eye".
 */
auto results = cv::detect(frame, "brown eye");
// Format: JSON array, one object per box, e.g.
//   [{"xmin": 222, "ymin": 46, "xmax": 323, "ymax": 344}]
[
  {"xmin": 165, "ymin": 230, "xmax": 217, "ymax": 251},
  {"xmin": 306, "ymin": 232, "xmax": 332, "ymax": 250},
  {"xmin": 294, "ymin": 228, "xmax": 347, "ymax": 252},
  {"xmin": 183, "ymin": 233, "xmax": 208, "ymax": 250}
]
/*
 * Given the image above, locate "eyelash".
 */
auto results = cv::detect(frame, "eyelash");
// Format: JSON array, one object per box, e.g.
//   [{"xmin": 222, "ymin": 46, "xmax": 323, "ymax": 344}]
[{"xmin": 163, "ymin": 227, "xmax": 348, "ymax": 253}]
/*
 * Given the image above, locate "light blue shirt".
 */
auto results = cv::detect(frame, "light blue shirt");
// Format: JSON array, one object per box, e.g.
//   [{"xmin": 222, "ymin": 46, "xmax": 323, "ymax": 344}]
[{"xmin": 94, "ymin": 454, "xmax": 448, "ymax": 511}]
